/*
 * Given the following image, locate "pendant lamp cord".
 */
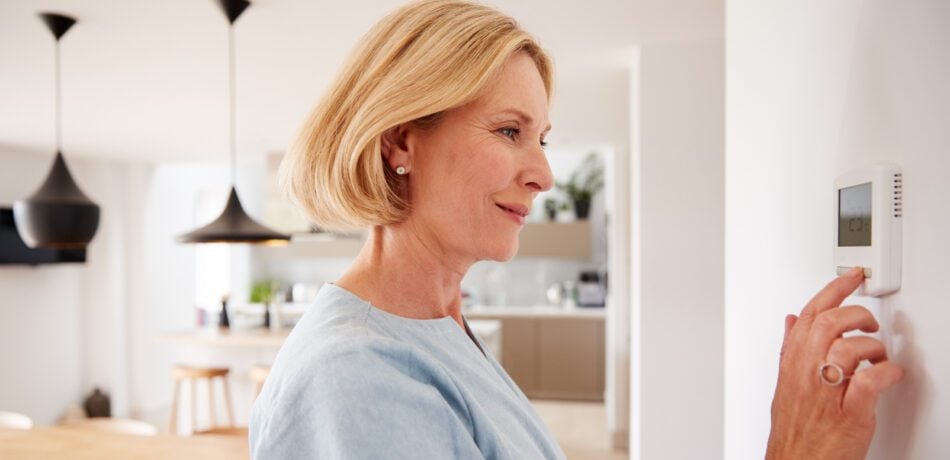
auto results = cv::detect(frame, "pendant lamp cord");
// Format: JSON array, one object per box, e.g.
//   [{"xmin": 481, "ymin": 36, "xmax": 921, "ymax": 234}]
[
  {"xmin": 55, "ymin": 40, "xmax": 62, "ymax": 153},
  {"xmin": 228, "ymin": 25, "xmax": 237, "ymax": 186}
]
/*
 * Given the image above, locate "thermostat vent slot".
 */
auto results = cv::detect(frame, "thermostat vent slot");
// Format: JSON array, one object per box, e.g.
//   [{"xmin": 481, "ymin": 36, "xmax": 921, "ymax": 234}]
[{"xmin": 893, "ymin": 174, "xmax": 903, "ymax": 218}]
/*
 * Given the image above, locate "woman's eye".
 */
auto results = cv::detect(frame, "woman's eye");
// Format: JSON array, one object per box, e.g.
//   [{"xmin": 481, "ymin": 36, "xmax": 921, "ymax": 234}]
[{"xmin": 499, "ymin": 127, "xmax": 519, "ymax": 139}]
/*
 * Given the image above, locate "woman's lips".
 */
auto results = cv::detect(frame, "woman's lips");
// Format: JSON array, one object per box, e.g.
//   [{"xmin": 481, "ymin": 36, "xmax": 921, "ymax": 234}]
[{"xmin": 496, "ymin": 203, "xmax": 528, "ymax": 225}]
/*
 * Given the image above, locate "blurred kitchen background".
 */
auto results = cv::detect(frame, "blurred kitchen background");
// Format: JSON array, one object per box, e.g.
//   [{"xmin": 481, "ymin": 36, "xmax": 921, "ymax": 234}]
[
  {"xmin": 0, "ymin": 0, "xmax": 645, "ymax": 457},
  {"xmin": 3, "ymin": 0, "xmax": 947, "ymax": 459}
]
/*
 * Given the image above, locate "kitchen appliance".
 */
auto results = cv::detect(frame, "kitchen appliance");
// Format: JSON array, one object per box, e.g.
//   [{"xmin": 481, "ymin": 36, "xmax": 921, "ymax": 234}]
[{"xmin": 577, "ymin": 271, "xmax": 606, "ymax": 307}]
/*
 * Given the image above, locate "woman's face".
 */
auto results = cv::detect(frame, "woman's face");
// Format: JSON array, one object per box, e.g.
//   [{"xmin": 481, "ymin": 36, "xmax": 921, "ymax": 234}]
[{"xmin": 401, "ymin": 51, "xmax": 554, "ymax": 262}]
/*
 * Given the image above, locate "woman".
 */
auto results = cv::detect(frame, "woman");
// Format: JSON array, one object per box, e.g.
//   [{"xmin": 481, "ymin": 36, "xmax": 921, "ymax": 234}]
[{"xmin": 250, "ymin": 1, "xmax": 904, "ymax": 458}]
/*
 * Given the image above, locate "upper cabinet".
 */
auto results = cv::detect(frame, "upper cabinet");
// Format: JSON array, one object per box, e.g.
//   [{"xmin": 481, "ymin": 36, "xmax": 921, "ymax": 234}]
[{"xmin": 516, "ymin": 221, "xmax": 591, "ymax": 259}]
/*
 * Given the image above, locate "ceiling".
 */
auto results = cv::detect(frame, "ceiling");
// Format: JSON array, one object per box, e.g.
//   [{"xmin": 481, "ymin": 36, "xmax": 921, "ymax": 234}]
[{"xmin": 0, "ymin": 0, "xmax": 722, "ymax": 163}]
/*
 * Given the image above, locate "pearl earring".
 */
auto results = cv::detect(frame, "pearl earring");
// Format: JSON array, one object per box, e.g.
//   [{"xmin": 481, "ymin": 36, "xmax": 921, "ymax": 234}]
[{"xmin": 395, "ymin": 166, "xmax": 407, "ymax": 175}]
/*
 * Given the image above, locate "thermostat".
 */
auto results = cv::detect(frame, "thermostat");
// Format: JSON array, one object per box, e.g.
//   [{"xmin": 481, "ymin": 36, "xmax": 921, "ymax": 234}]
[{"xmin": 833, "ymin": 164, "xmax": 902, "ymax": 297}]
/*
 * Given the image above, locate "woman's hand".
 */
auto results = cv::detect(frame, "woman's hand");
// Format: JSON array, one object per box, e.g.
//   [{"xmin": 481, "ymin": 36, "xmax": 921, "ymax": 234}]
[{"xmin": 766, "ymin": 267, "xmax": 905, "ymax": 459}]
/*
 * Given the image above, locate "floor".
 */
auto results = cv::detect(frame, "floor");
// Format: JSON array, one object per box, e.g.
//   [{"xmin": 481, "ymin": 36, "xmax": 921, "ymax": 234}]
[{"xmin": 531, "ymin": 400, "xmax": 628, "ymax": 460}]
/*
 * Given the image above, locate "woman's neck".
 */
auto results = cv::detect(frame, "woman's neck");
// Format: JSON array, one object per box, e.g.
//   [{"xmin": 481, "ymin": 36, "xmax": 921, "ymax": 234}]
[{"xmin": 335, "ymin": 224, "xmax": 474, "ymax": 330}]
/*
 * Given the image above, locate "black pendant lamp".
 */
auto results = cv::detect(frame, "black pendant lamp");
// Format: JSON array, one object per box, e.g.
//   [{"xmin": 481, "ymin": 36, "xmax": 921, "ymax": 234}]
[
  {"xmin": 13, "ymin": 13, "xmax": 100, "ymax": 249},
  {"xmin": 177, "ymin": 0, "xmax": 289, "ymax": 245}
]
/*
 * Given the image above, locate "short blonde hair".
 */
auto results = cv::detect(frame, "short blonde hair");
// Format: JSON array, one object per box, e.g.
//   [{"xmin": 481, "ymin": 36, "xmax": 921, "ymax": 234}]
[{"xmin": 280, "ymin": 0, "xmax": 553, "ymax": 232}]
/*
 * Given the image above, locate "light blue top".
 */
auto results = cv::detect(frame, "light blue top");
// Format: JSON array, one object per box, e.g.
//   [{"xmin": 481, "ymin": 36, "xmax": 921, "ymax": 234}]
[{"xmin": 249, "ymin": 283, "xmax": 565, "ymax": 459}]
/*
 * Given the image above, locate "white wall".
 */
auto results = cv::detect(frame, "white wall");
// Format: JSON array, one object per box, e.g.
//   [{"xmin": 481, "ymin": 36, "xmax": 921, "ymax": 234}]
[
  {"xmin": 725, "ymin": 1, "xmax": 950, "ymax": 458},
  {"xmin": 630, "ymin": 40, "xmax": 725, "ymax": 460},
  {"xmin": 128, "ymin": 164, "xmax": 212, "ymax": 418},
  {"xmin": 557, "ymin": 63, "xmax": 634, "ymax": 448},
  {"xmin": 0, "ymin": 264, "xmax": 83, "ymax": 424}
]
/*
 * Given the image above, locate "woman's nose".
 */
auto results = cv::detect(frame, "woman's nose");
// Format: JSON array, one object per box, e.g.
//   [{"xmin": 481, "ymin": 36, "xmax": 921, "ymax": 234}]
[{"xmin": 522, "ymin": 146, "xmax": 554, "ymax": 193}]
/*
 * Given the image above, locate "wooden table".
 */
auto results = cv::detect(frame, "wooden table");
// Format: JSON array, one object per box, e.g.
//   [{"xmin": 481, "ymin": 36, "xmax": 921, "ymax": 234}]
[{"xmin": 0, "ymin": 426, "xmax": 248, "ymax": 459}]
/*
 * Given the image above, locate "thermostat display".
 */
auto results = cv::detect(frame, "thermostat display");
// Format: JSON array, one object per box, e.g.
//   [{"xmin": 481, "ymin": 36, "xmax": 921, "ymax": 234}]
[
  {"xmin": 838, "ymin": 183, "xmax": 872, "ymax": 247},
  {"xmin": 833, "ymin": 164, "xmax": 902, "ymax": 297}
]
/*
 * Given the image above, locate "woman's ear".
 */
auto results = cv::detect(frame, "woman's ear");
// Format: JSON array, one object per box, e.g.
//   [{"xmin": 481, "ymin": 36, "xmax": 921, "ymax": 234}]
[{"xmin": 381, "ymin": 124, "xmax": 412, "ymax": 174}]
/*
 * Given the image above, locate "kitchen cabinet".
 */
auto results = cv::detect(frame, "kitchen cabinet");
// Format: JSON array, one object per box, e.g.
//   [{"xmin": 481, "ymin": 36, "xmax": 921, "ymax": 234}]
[
  {"xmin": 536, "ymin": 318, "xmax": 605, "ymax": 400},
  {"xmin": 465, "ymin": 309, "xmax": 605, "ymax": 401},
  {"xmin": 498, "ymin": 318, "xmax": 538, "ymax": 392}
]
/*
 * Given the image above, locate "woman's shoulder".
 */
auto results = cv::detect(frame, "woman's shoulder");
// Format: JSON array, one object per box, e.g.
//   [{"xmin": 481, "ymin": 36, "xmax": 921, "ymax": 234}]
[
  {"xmin": 275, "ymin": 333, "xmax": 458, "ymax": 407},
  {"xmin": 283, "ymin": 326, "xmax": 435, "ymax": 383}
]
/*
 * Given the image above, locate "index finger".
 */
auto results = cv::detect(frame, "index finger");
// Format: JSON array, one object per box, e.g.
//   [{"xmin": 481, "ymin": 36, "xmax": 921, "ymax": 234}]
[{"xmin": 798, "ymin": 266, "xmax": 865, "ymax": 322}]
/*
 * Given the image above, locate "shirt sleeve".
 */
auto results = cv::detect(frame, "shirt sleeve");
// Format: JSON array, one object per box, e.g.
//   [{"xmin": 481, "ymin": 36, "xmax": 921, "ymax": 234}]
[{"xmin": 251, "ymin": 336, "xmax": 484, "ymax": 460}]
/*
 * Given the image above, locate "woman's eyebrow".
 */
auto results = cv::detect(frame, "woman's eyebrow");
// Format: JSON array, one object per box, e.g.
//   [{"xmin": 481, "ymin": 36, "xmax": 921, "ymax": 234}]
[{"xmin": 494, "ymin": 108, "xmax": 552, "ymax": 134}]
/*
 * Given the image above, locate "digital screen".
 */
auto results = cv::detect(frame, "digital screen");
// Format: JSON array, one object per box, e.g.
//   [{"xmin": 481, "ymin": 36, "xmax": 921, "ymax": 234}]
[{"xmin": 838, "ymin": 183, "xmax": 872, "ymax": 247}]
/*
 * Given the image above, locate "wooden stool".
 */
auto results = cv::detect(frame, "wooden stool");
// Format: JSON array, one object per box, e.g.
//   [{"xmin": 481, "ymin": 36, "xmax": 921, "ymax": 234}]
[
  {"xmin": 249, "ymin": 365, "xmax": 271, "ymax": 398},
  {"xmin": 169, "ymin": 365, "xmax": 234, "ymax": 435}
]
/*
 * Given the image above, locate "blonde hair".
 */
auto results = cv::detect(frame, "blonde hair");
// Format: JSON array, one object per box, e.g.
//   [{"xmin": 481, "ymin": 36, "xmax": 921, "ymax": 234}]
[{"xmin": 280, "ymin": 0, "xmax": 553, "ymax": 232}]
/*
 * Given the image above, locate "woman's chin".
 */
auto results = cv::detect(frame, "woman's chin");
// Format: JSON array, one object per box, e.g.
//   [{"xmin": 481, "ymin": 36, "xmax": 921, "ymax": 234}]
[{"xmin": 483, "ymin": 240, "xmax": 519, "ymax": 262}]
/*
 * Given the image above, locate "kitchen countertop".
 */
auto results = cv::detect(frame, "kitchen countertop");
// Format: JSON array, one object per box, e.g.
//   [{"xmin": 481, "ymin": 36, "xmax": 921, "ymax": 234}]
[{"xmin": 157, "ymin": 327, "xmax": 289, "ymax": 348}]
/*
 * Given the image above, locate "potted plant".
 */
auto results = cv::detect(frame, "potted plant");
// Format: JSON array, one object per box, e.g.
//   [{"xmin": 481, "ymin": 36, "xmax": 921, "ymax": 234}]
[
  {"xmin": 250, "ymin": 279, "xmax": 277, "ymax": 304},
  {"xmin": 556, "ymin": 153, "xmax": 604, "ymax": 220},
  {"xmin": 250, "ymin": 280, "xmax": 278, "ymax": 328}
]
